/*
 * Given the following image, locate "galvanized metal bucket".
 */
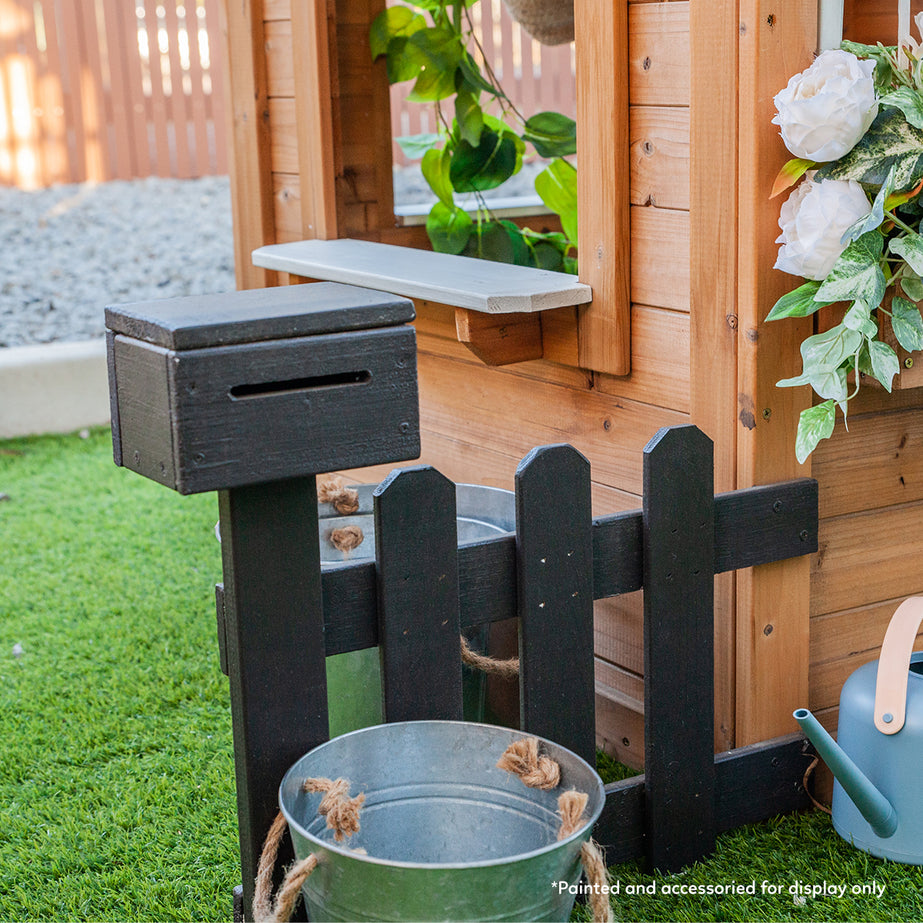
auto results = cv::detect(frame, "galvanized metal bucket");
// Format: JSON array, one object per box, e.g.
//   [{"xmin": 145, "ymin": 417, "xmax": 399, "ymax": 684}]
[{"xmin": 279, "ymin": 721, "xmax": 605, "ymax": 922}]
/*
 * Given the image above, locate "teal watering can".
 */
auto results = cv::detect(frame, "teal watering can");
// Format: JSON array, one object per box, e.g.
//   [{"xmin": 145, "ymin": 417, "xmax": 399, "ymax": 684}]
[{"xmin": 795, "ymin": 597, "xmax": 923, "ymax": 864}]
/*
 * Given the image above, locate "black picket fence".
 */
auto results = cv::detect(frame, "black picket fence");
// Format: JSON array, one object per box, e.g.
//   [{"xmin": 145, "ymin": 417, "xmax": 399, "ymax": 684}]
[{"xmin": 106, "ymin": 285, "xmax": 818, "ymax": 921}]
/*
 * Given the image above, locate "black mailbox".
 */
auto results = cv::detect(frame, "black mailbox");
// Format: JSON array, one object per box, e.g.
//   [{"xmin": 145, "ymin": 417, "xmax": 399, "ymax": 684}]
[{"xmin": 106, "ymin": 282, "xmax": 419, "ymax": 494}]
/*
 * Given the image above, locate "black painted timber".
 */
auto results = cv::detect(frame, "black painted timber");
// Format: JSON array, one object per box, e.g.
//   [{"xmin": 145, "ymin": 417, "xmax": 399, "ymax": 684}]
[
  {"xmin": 516, "ymin": 445, "xmax": 595, "ymax": 765},
  {"xmin": 375, "ymin": 466, "xmax": 463, "ymax": 721},
  {"xmin": 105, "ymin": 282, "xmax": 415, "ymax": 350},
  {"xmin": 592, "ymin": 734, "xmax": 814, "ymax": 864},
  {"xmin": 217, "ymin": 478, "xmax": 328, "ymax": 920},
  {"xmin": 642, "ymin": 425, "xmax": 716, "ymax": 871}
]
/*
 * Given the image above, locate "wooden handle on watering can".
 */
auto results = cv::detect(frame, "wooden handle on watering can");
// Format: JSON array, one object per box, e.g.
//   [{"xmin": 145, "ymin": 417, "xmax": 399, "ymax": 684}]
[{"xmin": 874, "ymin": 597, "xmax": 923, "ymax": 734}]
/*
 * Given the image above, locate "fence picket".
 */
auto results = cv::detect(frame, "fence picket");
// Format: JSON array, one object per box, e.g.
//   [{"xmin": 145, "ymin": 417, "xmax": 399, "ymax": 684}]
[
  {"xmin": 374, "ymin": 466, "xmax": 464, "ymax": 722},
  {"xmin": 516, "ymin": 444, "xmax": 595, "ymax": 765},
  {"xmin": 642, "ymin": 424, "xmax": 716, "ymax": 871}
]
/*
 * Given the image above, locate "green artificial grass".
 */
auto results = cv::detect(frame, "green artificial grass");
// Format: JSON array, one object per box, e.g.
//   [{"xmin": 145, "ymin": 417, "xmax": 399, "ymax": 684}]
[{"xmin": 2, "ymin": 428, "xmax": 922, "ymax": 922}]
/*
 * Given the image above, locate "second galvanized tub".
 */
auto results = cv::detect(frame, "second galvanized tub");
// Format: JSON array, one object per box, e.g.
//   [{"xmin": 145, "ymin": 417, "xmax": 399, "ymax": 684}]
[{"xmin": 279, "ymin": 721, "xmax": 605, "ymax": 922}]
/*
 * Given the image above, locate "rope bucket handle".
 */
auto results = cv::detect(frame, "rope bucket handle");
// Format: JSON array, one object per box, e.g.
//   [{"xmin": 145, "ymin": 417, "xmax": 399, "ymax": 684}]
[{"xmin": 253, "ymin": 738, "xmax": 612, "ymax": 923}]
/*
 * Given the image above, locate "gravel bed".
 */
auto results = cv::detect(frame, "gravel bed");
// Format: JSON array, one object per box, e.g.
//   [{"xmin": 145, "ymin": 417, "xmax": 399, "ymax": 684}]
[{"xmin": 0, "ymin": 166, "xmax": 543, "ymax": 348}]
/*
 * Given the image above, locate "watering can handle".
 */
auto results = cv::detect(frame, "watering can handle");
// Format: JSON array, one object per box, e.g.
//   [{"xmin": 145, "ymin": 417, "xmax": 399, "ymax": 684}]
[{"xmin": 875, "ymin": 596, "xmax": 923, "ymax": 734}]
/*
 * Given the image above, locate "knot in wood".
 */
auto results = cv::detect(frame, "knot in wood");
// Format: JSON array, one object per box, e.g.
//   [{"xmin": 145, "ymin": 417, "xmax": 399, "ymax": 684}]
[
  {"xmin": 318, "ymin": 478, "xmax": 360, "ymax": 515},
  {"xmin": 496, "ymin": 737, "xmax": 561, "ymax": 790},
  {"xmin": 303, "ymin": 777, "xmax": 365, "ymax": 841},
  {"xmin": 329, "ymin": 525, "xmax": 364, "ymax": 554}
]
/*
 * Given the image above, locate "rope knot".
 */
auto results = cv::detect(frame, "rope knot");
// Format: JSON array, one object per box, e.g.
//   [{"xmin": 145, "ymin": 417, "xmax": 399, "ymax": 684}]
[
  {"xmin": 304, "ymin": 777, "xmax": 365, "ymax": 842},
  {"xmin": 496, "ymin": 737, "xmax": 561, "ymax": 790},
  {"xmin": 556, "ymin": 789, "xmax": 589, "ymax": 839},
  {"xmin": 318, "ymin": 478, "xmax": 360, "ymax": 515},
  {"xmin": 329, "ymin": 525, "xmax": 364, "ymax": 554}
]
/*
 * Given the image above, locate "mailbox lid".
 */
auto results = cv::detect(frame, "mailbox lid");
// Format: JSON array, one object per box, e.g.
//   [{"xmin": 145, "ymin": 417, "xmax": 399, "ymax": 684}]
[{"xmin": 105, "ymin": 282, "xmax": 415, "ymax": 350}]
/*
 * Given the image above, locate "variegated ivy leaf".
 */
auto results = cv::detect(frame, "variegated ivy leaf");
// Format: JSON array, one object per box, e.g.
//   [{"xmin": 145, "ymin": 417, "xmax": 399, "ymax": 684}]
[
  {"xmin": 841, "ymin": 164, "xmax": 897, "ymax": 245},
  {"xmin": 890, "ymin": 232, "xmax": 923, "ymax": 277},
  {"xmin": 816, "ymin": 108, "xmax": 923, "ymax": 190},
  {"xmin": 798, "ymin": 323, "xmax": 863, "ymax": 373},
  {"xmin": 795, "ymin": 400, "xmax": 836, "ymax": 464},
  {"xmin": 880, "ymin": 87, "xmax": 923, "ymax": 130},
  {"xmin": 842, "ymin": 300, "xmax": 879, "ymax": 338},
  {"xmin": 902, "ymin": 274, "xmax": 923, "ymax": 301},
  {"xmin": 891, "ymin": 296, "xmax": 923, "ymax": 352},
  {"xmin": 868, "ymin": 339, "xmax": 900, "ymax": 392},
  {"xmin": 815, "ymin": 232, "xmax": 886, "ymax": 308},
  {"xmin": 777, "ymin": 367, "xmax": 848, "ymax": 402}
]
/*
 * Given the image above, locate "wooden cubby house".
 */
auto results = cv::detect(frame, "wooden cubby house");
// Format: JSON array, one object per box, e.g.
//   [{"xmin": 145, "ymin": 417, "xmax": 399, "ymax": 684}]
[{"xmin": 218, "ymin": 0, "xmax": 923, "ymax": 762}]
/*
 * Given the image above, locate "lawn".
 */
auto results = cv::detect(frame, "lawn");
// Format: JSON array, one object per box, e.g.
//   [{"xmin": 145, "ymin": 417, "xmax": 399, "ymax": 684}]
[{"xmin": 1, "ymin": 428, "xmax": 921, "ymax": 922}]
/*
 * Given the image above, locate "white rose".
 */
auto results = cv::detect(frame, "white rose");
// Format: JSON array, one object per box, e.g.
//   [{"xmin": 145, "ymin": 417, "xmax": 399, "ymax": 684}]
[
  {"xmin": 775, "ymin": 175, "xmax": 872, "ymax": 280},
  {"xmin": 772, "ymin": 49, "xmax": 878, "ymax": 162}
]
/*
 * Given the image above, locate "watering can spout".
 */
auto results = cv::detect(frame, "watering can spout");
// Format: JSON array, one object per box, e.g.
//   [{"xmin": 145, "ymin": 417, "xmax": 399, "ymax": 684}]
[{"xmin": 793, "ymin": 708, "xmax": 898, "ymax": 839}]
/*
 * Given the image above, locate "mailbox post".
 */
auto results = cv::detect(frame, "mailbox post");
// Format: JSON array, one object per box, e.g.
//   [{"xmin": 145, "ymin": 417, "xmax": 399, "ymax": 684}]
[{"xmin": 106, "ymin": 282, "xmax": 419, "ymax": 918}]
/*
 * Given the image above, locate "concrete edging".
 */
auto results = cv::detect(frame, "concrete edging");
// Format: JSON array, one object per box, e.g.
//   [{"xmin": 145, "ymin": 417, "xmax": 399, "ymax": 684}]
[{"xmin": 0, "ymin": 339, "xmax": 111, "ymax": 439}]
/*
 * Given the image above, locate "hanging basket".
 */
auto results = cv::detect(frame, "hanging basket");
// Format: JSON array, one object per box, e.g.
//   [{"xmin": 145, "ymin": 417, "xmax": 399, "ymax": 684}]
[{"xmin": 502, "ymin": 0, "xmax": 574, "ymax": 45}]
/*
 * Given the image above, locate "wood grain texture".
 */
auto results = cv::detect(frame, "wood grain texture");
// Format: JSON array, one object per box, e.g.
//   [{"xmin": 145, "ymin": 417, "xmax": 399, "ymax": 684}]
[
  {"xmin": 643, "ymin": 425, "xmax": 715, "ymax": 871},
  {"xmin": 222, "ymin": 0, "xmax": 278, "ymax": 289},
  {"xmin": 454, "ymin": 309, "xmax": 544, "ymax": 365},
  {"xmin": 516, "ymin": 446, "xmax": 595, "ymax": 764},
  {"xmin": 576, "ymin": 0, "xmax": 631, "ymax": 374},
  {"xmin": 630, "ymin": 106, "xmax": 690, "ymax": 210},
  {"xmin": 374, "ymin": 467, "xmax": 463, "ymax": 721},
  {"xmin": 811, "ymin": 596, "xmax": 923, "ymax": 666},
  {"xmin": 735, "ymin": 0, "xmax": 816, "ymax": 746},
  {"xmin": 628, "ymin": 2, "xmax": 690, "ymax": 107},
  {"xmin": 631, "ymin": 207, "xmax": 690, "ymax": 311}
]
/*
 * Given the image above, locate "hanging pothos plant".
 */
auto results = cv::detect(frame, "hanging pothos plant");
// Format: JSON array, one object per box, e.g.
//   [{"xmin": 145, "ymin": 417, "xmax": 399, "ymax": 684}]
[{"xmin": 370, "ymin": 0, "xmax": 578, "ymax": 273}]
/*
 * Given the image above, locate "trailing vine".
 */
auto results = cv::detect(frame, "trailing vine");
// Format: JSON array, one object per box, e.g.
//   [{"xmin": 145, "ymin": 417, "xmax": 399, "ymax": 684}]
[{"xmin": 370, "ymin": 0, "xmax": 578, "ymax": 272}]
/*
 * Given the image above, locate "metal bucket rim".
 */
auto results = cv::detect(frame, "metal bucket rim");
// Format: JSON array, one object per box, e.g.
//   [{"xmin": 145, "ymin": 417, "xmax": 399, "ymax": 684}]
[{"xmin": 279, "ymin": 719, "xmax": 605, "ymax": 871}]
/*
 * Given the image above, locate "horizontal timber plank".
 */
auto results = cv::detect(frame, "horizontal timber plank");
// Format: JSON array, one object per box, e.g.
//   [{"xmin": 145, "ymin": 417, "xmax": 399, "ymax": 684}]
[
  {"xmin": 811, "ymin": 500, "xmax": 923, "ymax": 615},
  {"xmin": 630, "ymin": 106, "xmax": 690, "ymax": 209},
  {"xmin": 629, "ymin": 2, "xmax": 690, "ymax": 107},
  {"xmin": 416, "ymin": 351, "xmax": 685, "ymax": 495},
  {"xmin": 316, "ymin": 477, "xmax": 818, "ymax": 654},
  {"xmin": 596, "ymin": 657, "xmax": 644, "ymax": 703},
  {"xmin": 631, "ymin": 207, "xmax": 690, "ymax": 311},
  {"xmin": 272, "ymin": 173, "xmax": 302, "ymax": 239},
  {"xmin": 596, "ymin": 684, "xmax": 645, "ymax": 770},
  {"xmin": 265, "ymin": 19, "xmax": 294, "ymax": 97},
  {"xmin": 595, "ymin": 591, "xmax": 644, "ymax": 675},
  {"xmin": 268, "ymin": 98, "xmax": 298, "ymax": 174},
  {"xmin": 812, "ymin": 407, "xmax": 923, "ymax": 518},
  {"xmin": 596, "ymin": 305, "xmax": 690, "ymax": 412},
  {"xmin": 263, "ymin": 0, "xmax": 291, "ymax": 21},
  {"xmin": 810, "ymin": 595, "xmax": 923, "ymax": 665}
]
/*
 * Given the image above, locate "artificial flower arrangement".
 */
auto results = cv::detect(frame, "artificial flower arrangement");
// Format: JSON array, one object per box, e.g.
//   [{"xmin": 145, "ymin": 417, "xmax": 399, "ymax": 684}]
[{"xmin": 768, "ymin": 22, "xmax": 923, "ymax": 462}]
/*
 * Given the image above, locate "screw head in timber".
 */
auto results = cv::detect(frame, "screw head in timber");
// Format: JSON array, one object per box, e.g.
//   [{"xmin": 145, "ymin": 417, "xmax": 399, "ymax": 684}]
[
  {"xmin": 762, "ymin": 408, "xmax": 772, "ymax": 421},
  {"xmin": 799, "ymin": 529, "xmax": 809, "ymax": 542},
  {"xmin": 772, "ymin": 500, "xmax": 783, "ymax": 513},
  {"xmin": 905, "ymin": 357, "xmax": 915, "ymax": 369}
]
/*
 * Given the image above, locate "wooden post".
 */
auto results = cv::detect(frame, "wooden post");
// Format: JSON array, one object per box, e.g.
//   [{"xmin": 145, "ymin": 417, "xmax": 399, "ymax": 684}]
[
  {"xmin": 218, "ymin": 478, "xmax": 328, "ymax": 920},
  {"xmin": 735, "ymin": 0, "xmax": 816, "ymax": 745},
  {"xmin": 642, "ymin": 425, "xmax": 716, "ymax": 871},
  {"xmin": 575, "ymin": 0, "xmax": 631, "ymax": 375},
  {"xmin": 374, "ymin": 466, "xmax": 464, "ymax": 721},
  {"xmin": 516, "ymin": 445, "xmax": 595, "ymax": 765}
]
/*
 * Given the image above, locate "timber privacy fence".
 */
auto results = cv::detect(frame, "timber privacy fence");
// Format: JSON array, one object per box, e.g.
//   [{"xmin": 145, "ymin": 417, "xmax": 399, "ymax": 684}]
[
  {"xmin": 0, "ymin": 0, "xmax": 574, "ymax": 188},
  {"xmin": 105, "ymin": 282, "xmax": 820, "ymax": 920}
]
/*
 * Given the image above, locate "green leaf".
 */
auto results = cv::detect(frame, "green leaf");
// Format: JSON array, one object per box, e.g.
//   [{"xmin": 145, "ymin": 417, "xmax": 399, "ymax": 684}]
[
  {"xmin": 449, "ymin": 128, "xmax": 518, "ymax": 192},
  {"xmin": 462, "ymin": 220, "xmax": 515, "ymax": 263},
  {"xmin": 396, "ymin": 132, "xmax": 441, "ymax": 159},
  {"xmin": 530, "ymin": 240, "xmax": 565, "ymax": 272},
  {"xmin": 421, "ymin": 147, "xmax": 454, "ymax": 207},
  {"xmin": 535, "ymin": 158, "xmax": 578, "ymax": 245},
  {"xmin": 777, "ymin": 367, "xmax": 848, "ymax": 402},
  {"xmin": 815, "ymin": 232, "xmax": 886, "ymax": 308},
  {"xmin": 458, "ymin": 53, "xmax": 498, "ymax": 97},
  {"xmin": 799, "ymin": 323, "xmax": 863, "ymax": 372},
  {"xmin": 842, "ymin": 300, "xmax": 878, "ymax": 338},
  {"xmin": 795, "ymin": 401, "xmax": 836, "ymax": 464},
  {"xmin": 386, "ymin": 37, "xmax": 425, "ymax": 84},
  {"xmin": 868, "ymin": 339, "xmax": 900, "ymax": 391},
  {"xmin": 880, "ymin": 87, "xmax": 923, "ymax": 130},
  {"xmin": 891, "ymin": 295, "xmax": 923, "ymax": 351},
  {"xmin": 499, "ymin": 220, "xmax": 534, "ymax": 266},
  {"xmin": 890, "ymin": 232, "xmax": 923, "ymax": 276},
  {"xmin": 765, "ymin": 280, "xmax": 828, "ymax": 321},
  {"xmin": 522, "ymin": 111, "xmax": 577, "ymax": 158},
  {"xmin": 405, "ymin": 28, "xmax": 464, "ymax": 102},
  {"xmin": 816, "ymin": 108, "xmax": 923, "ymax": 191},
  {"xmin": 454, "ymin": 87, "xmax": 483, "ymax": 147},
  {"xmin": 901, "ymin": 274, "xmax": 923, "ymax": 301},
  {"xmin": 841, "ymin": 164, "xmax": 894, "ymax": 244},
  {"xmin": 369, "ymin": 6, "xmax": 426, "ymax": 59},
  {"xmin": 425, "ymin": 202, "xmax": 473, "ymax": 254}
]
